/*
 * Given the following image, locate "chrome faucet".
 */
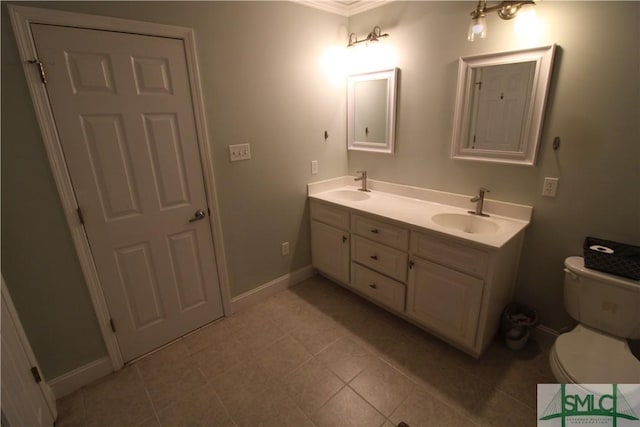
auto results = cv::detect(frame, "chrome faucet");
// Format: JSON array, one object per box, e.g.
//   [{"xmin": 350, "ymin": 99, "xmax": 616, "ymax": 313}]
[
  {"xmin": 354, "ymin": 170, "xmax": 370, "ymax": 192},
  {"xmin": 469, "ymin": 187, "xmax": 490, "ymax": 217}
]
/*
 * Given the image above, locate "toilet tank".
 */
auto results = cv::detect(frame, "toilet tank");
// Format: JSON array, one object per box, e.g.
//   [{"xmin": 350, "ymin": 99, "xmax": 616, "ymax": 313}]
[{"xmin": 564, "ymin": 256, "xmax": 640, "ymax": 339}]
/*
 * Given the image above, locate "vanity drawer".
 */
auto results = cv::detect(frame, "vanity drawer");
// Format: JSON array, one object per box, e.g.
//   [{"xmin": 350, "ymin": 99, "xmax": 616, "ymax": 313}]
[
  {"xmin": 352, "ymin": 235, "xmax": 408, "ymax": 282},
  {"xmin": 352, "ymin": 214, "xmax": 409, "ymax": 250},
  {"xmin": 351, "ymin": 262, "xmax": 406, "ymax": 313},
  {"xmin": 411, "ymin": 231, "xmax": 489, "ymax": 278},
  {"xmin": 310, "ymin": 201, "xmax": 349, "ymax": 230}
]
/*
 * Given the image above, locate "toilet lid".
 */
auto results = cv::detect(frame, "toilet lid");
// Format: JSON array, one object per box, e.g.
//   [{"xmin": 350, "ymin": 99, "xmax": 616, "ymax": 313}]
[{"xmin": 555, "ymin": 324, "xmax": 640, "ymax": 383}]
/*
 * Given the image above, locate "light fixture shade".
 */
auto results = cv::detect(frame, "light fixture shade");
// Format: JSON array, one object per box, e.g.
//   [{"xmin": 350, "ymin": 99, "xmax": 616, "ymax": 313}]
[{"xmin": 468, "ymin": 15, "xmax": 487, "ymax": 41}]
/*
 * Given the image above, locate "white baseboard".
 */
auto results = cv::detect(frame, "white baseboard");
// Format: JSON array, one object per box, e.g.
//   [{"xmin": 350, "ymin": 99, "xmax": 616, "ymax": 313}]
[
  {"xmin": 48, "ymin": 356, "xmax": 112, "ymax": 399},
  {"xmin": 533, "ymin": 324, "xmax": 560, "ymax": 348},
  {"xmin": 536, "ymin": 324, "xmax": 560, "ymax": 337},
  {"xmin": 231, "ymin": 265, "xmax": 316, "ymax": 313}
]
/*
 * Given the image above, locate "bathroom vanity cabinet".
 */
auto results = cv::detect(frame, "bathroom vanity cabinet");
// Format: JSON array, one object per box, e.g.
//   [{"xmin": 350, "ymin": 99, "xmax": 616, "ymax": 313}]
[
  {"xmin": 309, "ymin": 194, "xmax": 527, "ymax": 358},
  {"xmin": 350, "ymin": 213, "xmax": 408, "ymax": 312},
  {"xmin": 310, "ymin": 202, "xmax": 350, "ymax": 284}
]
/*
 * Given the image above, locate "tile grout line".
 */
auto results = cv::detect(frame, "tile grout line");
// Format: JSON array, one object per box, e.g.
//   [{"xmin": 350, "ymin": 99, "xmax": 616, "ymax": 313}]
[
  {"xmin": 344, "ymin": 382, "xmax": 391, "ymax": 421},
  {"xmin": 356, "ymin": 353, "xmax": 417, "ymax": 415},
  {"xmin": 308, "ymin": 382, "xmax": 349, "ymax": 421},
  {"xmin": 207, "ymin": 377, "xmax": 240, "ymax": 427},
  {"xmin": 79, "ymin": 385, "xmax": 88, "ymax": 427},
  {"xmin": 255, "ymin": 332, "xmax": 324, "ymax": 425},
  {"xmin": 134, "ymin": 363, "xmax": 162, "ymax": 427}
]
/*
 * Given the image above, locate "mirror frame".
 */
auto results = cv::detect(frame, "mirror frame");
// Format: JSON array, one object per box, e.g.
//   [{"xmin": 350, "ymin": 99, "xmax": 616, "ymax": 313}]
[
  {"xmin": 451, "ymin": 44, "xmax": 556, "ymax": 166},
  {"xmin": 348, "ymin": 68, "xmax": 398, "ymax": 154}
]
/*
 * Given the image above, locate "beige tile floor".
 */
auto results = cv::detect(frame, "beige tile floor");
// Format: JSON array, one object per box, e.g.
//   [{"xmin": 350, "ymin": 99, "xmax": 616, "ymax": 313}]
[{"xmin": 56, "ymin": 275, "xmax": 555, "ymax": 427}]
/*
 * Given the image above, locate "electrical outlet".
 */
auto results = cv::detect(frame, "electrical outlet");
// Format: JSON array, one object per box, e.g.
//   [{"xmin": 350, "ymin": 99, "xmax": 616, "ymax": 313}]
[
  {"xmin": 229, "ymin": 143, "xmax": 251, "ymax": 162},
  {"xmin": 281, "ymin": 242, "xmax": 290, "ymax": 256},
  {"xmin": 542, "ymin": 177, "xmax": 559, "ymax": 197},
  {"xmin": 311, "ymin": 160, "xmax": 318, "ymax": 175}
]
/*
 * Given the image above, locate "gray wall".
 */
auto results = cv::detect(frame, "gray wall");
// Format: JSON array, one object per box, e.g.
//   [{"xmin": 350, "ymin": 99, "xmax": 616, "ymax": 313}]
[
  {"xmin": 1, "ymin": 1, "xmax": 348, "ymax": 378},
  {"xmin": 1, "ymin": 1, "xmax": 638, "ymax": 379},
  {"xmin": 349, "ymin": 1, "xmax": 640, "ymax": 331}
]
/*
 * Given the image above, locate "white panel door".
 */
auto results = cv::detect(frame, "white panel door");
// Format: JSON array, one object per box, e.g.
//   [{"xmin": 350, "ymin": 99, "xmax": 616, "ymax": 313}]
[
  {"xmin": 472, "ymin": 61, "xmax": 535, "ymax": 151},
  {"xmin": 31, "ymin": 24, "xmax": 224, "ymax": 362}
]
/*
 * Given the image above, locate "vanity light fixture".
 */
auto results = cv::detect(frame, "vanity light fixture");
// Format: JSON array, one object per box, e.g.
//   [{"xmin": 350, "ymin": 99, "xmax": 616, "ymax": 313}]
[
  {"xmin": 347, "ymin": 26, "xmax": 389, "ymax": 47},
  {"xmin": 468, "ymin": 0, "xmax": 535, "ymax": 41}
]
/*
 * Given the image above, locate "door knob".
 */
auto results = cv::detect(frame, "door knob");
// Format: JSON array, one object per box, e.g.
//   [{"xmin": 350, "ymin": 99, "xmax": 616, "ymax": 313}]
[{"xmin": 189, "ymin": 209, "xmax": 206, "ymax": 222}]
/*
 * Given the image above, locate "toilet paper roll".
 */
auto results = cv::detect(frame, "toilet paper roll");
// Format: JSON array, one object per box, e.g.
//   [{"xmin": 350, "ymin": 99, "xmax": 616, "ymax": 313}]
[{"xmin": 589, "ymin": 245, "xmax": 614, "ymax": 254}]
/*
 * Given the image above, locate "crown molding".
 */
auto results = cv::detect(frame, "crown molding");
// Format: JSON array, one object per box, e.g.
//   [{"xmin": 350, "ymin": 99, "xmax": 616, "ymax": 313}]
[{"xmin": 296, "ymin": 0, "xmax": 393, "ymax": 17}]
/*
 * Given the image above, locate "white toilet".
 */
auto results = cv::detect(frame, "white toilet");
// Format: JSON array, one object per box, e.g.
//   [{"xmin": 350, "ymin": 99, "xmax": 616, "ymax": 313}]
[{"xmin": 549, "ymin": 256, "xmax": 640, "ymax": 383}]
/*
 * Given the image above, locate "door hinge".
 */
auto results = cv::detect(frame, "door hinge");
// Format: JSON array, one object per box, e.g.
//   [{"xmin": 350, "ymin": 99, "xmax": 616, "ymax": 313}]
[
  {"xmin": 30, "ymin": 366, "xmax": 42, "ymax": 384},
  {"xmin": 28, "ymin": 59, "xmax": 47, "ymax": 84},
  {"xmin": 77, "ymin": 207, "xmax": 85, "ymax": 225},
  {"xmin": 109, "ymin": 318, "xmax": 117, "ymax": 333}
]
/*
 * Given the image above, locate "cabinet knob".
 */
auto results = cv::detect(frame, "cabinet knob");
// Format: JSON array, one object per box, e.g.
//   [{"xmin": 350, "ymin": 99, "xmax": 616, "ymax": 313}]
[
  {"xmin": 369, "ymin": 283, "xmax": 377, "ymax": 289},
  {"xmin": 370, "ymin": 255, "xmax": 378, "ymax": 260},
  {"xmin": 370, "ymin": 229, "xmax": 379, "ymax": 234}
]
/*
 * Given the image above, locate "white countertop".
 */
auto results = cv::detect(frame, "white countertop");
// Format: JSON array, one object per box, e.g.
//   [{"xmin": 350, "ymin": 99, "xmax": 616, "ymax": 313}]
[{"xmin": 308, "ymin": 177, "xmax": 532, "ymax": 249}]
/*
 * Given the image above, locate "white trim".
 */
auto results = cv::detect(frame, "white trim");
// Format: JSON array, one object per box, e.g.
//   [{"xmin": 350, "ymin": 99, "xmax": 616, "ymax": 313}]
[
  {"xmin": 532, "ymin": 324, "xmax": 560, "ymax": 350},
  {"xmin": 183, "ymin": 27, "xmax": 234, "ymax": 317},
  {"xmin": 8, "ymin": 5, "xmax": 232, "ymax": 371},
  {"xmin": 1, "ymin": 276, "xmax": 58, "ymax": 420},
  {"xmin": 231, "ymin": 265, "xmax": 316, "ymax": 313},
  {"xmin": 535, "ymin": 324, "xmax": 560, "ymax": 338},
  {"xmin": 347, "ymin": 68, "xmax": 398, "ymax": 154},
  {"xmin": 48, "ymin": 357, "xmax": 113, "ymax": 399},
  {"xmin": 296, "ymin": 0, "xmax": 393, "ymax": 17}
]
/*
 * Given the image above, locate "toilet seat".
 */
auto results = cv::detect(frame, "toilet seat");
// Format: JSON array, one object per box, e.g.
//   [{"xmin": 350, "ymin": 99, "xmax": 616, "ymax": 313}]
[
  {"xmin": 549, "ymin": 346, "xmax": 573, "ymax": 383},
  {"xmin": 552, "ymin": 324, "xmax": 640, "ymax": 383}
]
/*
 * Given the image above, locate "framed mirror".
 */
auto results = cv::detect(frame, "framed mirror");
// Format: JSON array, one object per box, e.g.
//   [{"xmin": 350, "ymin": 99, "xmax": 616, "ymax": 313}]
[
  {"xmin": 348, "ymin": 68, "xmax": 398, "ymax": 153},
  {"xmin": 451, "ymin": 45, "xmax": 556, "ymax": 165}
]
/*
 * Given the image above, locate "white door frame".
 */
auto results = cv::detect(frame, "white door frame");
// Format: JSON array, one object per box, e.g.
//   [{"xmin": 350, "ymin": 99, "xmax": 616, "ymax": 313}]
[
  {"xmin": 2, "ymin": 275, "xmax": 57, "ymax": 423},
  {"xmin": 9, "ymin": 5, "xmax": 233, "ymax": 371}
]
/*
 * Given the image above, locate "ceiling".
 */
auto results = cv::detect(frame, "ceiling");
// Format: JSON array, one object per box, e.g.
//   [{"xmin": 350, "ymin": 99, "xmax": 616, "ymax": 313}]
[{"xmin": 298, "ymin": 0, "xmax": 392, "ymax": 17}]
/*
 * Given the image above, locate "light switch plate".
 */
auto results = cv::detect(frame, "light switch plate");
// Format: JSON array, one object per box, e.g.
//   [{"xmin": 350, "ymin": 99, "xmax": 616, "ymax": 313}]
[
  {"xmin": 311, "ymin": 160, "xmax": 318, "ymax": 175},
  {"xmin": 229, "ymin": 143, "xmax": 251, "ymax": 161}
]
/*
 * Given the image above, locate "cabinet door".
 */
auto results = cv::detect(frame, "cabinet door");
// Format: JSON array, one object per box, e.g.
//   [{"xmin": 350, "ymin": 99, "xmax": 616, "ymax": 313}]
[
  {"xmin": 311, "ymin": 220, "xmax": 350, "ymax": 284},
  {"xmin": 407, "ymin": 257, "xmax": 484, "ymax": 349}
]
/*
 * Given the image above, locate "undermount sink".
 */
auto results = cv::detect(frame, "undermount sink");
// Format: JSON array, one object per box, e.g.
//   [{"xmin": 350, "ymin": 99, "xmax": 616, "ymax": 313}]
[
  {"xmin": 329, "ymin": 190, "xmax": 371, "ymax": 201},
  {"xmin": 431, "ymin": 213, "xmax": 500, "ymax": 234}
]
